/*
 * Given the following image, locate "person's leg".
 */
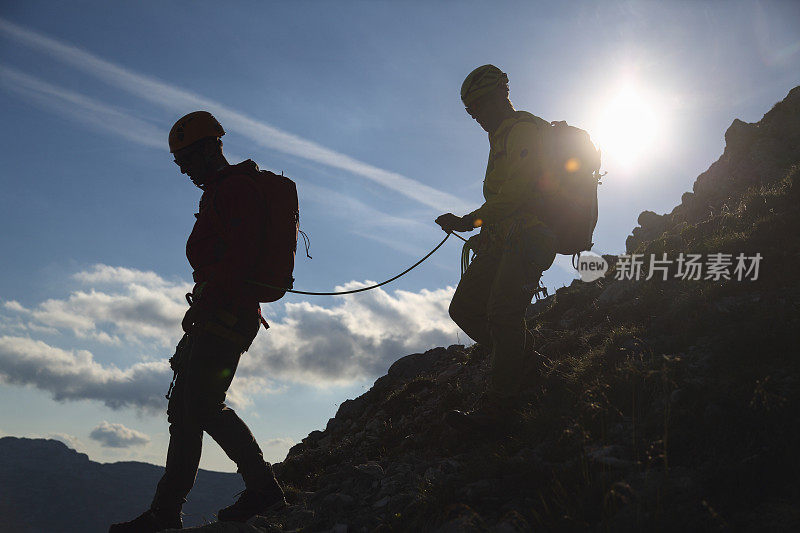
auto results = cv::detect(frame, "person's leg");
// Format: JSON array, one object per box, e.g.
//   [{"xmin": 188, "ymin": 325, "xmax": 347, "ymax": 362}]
[
  {"xmin": 150, "ymin": 416, "xmax": 203, "ymax": 513},
  {"xmin": 197, "ymin": 311, "xmax": 280, "ymax": 495},
  {"xmin": 151, "ymin": 309, "xmax": 259, "ymax": 508},
  {"xmin": 485, "ymin": 257, "xmax": 533, "ymax": 398},
  {"xmin": 187, "ymin": 310, "xmax": 285, "ymax": 521},
  {"xmin": 487, "ymin": 225, "xmax": 556, "ymax": 397},
  {"xmin": 449, "ymin": 243, "xmax": 502, "ymax": 346},
  {"xmin": 444, "ymin": 245, "xmax": 529, "ymax": 433},
  {"xmin": 150, "ymin": 331, "xmax": 222, "ymax": 513}
]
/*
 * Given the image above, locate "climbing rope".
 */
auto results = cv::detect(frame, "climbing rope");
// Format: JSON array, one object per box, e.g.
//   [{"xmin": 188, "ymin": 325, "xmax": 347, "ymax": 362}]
[{"xmin": 248, "ymin": 232, "xmax": 455, "ymax": 296}]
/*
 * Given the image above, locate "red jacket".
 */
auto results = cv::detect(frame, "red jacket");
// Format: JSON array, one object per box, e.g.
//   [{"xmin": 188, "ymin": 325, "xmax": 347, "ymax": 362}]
[{"xmin": 187, "ymin": 161, "xmax": 264, "ymax": 312}]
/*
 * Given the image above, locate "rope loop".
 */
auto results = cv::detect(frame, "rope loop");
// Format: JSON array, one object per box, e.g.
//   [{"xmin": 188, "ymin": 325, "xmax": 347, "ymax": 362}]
[{"xmin": 248, "ymin": 233, "xmax": 453, "ymax": 296}]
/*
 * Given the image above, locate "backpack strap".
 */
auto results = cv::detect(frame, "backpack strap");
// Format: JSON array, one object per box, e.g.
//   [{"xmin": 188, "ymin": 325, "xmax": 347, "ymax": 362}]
[{"xmin": 500, "ymin": 112, "xmax": 544, "ymax": 156}]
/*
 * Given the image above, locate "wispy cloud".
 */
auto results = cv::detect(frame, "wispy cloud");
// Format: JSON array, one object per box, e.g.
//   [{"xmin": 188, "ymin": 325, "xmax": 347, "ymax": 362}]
[
  {"xmin": 301, "ymin": 182, "xmax": 440, "ymax": 257},
  {"xmin": 0, "ymin": 65, "xmax": 164, "ymax": 148},
  {"xmin": 0, "ymin": 18, "xmax": 470, "ymax": 213}
]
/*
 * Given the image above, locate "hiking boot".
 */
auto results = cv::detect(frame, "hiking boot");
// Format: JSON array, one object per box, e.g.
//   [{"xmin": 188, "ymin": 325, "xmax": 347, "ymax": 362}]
[
  {"xmin": 217, "ymin": 488, "xmax": 287, "ymax": 523},
  {"xmin": 108, "ymin": 508, "xmax": 182, "ymax": 533}
]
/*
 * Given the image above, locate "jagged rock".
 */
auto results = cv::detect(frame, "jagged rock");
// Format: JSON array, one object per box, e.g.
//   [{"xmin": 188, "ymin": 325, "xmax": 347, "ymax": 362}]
[
  {"xmin": 597, "ymin": 279, "xmax": 639, "ymax": 305},
  {"xmin": 372, "ymin": 495, "xmax": 390, "ymax": 508},
  {"xmin": 625, "ymin": 87, "xmax": 800, "ymax": 253},
  {"xmin": 585, "ymin": 445, "xmax": 637, "ymax": 469},
  {"xmin": 435, "ymin": 504, "xmax": 488, "ymax": 532},
  {"xmin": 525, "ymin": 293, "xmax": 554, "ymax": 318},
  {"xmin": 626, "ymin": 210, "xmax": 669, "ymax": 253},
  {"xmin": 354, "ymin": 461, "xmax": 384, "ymax": 479},
  {"xmin": 386, "ymin": 346, "xmax": 467, "ymax": 382},
  {"xmin": 163, "ymin": 522, "xmax": 261, "ymax": 532},
  {"xmin": 637, "ymin": 209, "xmax": 666, "ymax": 229},
  {"xmin": 724, "ymin": 118, "xmax": 758, "ymax": 156},
  {"xmin": 435, "ymin": 363, "xmax": 463, "ymax": 382},
  {"xmin": 494, "ymin": 511, "xmax": 531, "ymax": 533},
  {"xmin": 322, "ymin": 492, "xmax": 355, "ymax": 508}
]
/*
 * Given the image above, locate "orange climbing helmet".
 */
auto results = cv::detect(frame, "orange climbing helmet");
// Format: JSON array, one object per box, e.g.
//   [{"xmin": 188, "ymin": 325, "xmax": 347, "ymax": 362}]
[{"xmin": 168, "ymin": 111, "xmax": 225, "ymax": 153}]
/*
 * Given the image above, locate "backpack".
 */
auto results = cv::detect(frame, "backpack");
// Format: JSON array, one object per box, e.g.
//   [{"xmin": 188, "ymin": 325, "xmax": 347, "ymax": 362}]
[
  {"xmin": 246, "ymin": 167, "xmax": 299, "ymax": 302},
  {"xmin": 531, "ymin": 120, "xmax": 602, "ymax": 255},
  {"xmin": 208, "ymin": 161, "xmax": 299, "ymax": 302}
]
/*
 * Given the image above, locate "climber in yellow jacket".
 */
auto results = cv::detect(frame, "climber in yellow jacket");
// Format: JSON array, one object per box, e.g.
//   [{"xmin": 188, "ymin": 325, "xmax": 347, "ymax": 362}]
[{"xmin": 436, "ymin": 65, "xmax": 557, "ymax": 431}]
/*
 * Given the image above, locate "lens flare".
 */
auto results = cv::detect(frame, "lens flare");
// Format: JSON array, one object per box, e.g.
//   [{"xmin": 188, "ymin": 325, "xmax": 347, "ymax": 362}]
[
  {"xmin": 565, "ymin": 158, "xmax": 581, "ymax": 172},
  {"xmin": 593, "ymin": 81, "xmax": 665, "ymax": 171}
]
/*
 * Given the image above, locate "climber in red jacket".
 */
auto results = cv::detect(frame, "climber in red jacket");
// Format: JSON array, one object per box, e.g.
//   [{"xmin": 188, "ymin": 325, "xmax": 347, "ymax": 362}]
[{"xmin": 109, "ymin": 111, "xmax": 285, "ymax": 533}]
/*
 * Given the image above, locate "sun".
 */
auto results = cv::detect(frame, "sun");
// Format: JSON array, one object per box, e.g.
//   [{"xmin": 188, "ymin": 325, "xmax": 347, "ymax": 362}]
[{"xmin": 592, "ymin": 82, "xmax": 665, "ymax": 170}]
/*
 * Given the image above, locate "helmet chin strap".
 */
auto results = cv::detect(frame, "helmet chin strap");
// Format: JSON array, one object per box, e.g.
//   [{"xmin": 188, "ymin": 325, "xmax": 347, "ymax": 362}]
[{"xmin": 191, "ymin": 152, "xmax": 229, "ymax": 190}]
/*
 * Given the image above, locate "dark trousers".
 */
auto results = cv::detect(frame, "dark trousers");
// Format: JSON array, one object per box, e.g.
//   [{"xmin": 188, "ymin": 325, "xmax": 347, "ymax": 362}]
[
  {"xmin": 151, "ymin": 307, "xmax": 279, "ymax": 511},
  {"xmin": 449, "ymin": 223, "xmax": 556, "ymax": 397}
]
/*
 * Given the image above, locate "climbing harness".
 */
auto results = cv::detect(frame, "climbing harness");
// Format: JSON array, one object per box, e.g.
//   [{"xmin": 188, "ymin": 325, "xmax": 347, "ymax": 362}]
[
  {"xmin": 531, "ymin": 281, "xmax": 549, "ymax": 301},
  {"xmin": 247, "ymin": 232, "xmax": 454, "ymax": 296}
]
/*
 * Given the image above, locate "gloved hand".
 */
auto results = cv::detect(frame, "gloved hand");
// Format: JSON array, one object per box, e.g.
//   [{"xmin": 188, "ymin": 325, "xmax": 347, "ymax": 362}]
[{"xmin": 436, "ymin": 213, "xmax": 475, "ymax": 233}]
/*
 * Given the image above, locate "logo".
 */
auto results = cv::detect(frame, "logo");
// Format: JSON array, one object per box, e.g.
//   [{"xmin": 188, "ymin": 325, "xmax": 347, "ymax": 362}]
[{"xmin": 575, "ymin": 251, "xmax": 608, "ymax": 282}]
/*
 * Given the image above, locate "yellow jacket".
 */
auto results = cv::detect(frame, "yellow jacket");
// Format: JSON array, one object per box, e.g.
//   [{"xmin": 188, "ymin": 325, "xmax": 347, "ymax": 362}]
[{"xmin": 468, "ymin": 111, "xmax": 550, "ymax": 241}]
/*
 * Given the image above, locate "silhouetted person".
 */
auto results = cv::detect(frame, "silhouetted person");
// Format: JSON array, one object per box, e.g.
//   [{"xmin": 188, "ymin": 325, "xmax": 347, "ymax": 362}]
[
  {"xmin": 437, "ymin": 65, "xmax": 557, "ymax": 431},
  {"xmin": 109, "ymin": 111, "xmax": 285, "ymax": 532}
]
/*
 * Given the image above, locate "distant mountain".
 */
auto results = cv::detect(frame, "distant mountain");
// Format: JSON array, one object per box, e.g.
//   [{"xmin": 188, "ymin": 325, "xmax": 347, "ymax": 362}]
[{"xmin": 0, "ymin": 437, "xmax": 243, "ymax": 532}]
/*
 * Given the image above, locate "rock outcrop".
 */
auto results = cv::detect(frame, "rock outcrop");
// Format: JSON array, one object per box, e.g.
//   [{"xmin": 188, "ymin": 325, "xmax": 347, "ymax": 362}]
[{"xmin": 626, "ymin": 85, "xmax": 800, "ymax": 252}]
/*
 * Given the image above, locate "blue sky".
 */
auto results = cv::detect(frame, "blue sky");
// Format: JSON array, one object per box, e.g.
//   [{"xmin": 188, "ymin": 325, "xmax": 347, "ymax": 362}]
[{"xmin": 0, "ymin": 1, "xmax": 798, "ymax": 472}]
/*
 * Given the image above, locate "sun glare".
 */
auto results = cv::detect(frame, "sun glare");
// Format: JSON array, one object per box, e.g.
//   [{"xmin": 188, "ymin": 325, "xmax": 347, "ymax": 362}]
[{"xmin": 593, "ymin": 82, "xmax": 665, "ymax": 171}]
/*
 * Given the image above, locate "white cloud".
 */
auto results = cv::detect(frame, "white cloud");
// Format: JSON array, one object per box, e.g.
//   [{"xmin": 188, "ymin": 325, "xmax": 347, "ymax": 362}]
[
  {"xmin": 73, "ymin": 264, "xmax": 179, "ymax": 288},
  {"xmin": 263, "ymin": 437, "xmax": 295, "ymax": 448},
  {"xmin": 3, "ymin": 264, "xmax": 190, "ymax": 347},
  {"xmin": 0, "ymin": 18, "xmax": 470, "ymax": 213},
  {"xmin": 0, "ymin": 263, "xmax": 462, "ymax": 411},
  {"xmin": 89, "ymin": 421, "xmax": 150, "ymax": 448},
  {"xmin": 3, "ymin": 300, "xmax": 26, "ymax": 312},
  {"xmin": 242, "ymin": 283, "xmax": 460, "ymax": 385},
  {"xmin": 0, "ymin": 313, "xmax": 28, "ymax": 335},
  {"xmin": 0, "ymin": 335, "xmax": 170, "ymax": 411},
  {"xmin": 262, "ymin": 437, "xmax": 296, "ymax": 463},
  {"xmin": 224, "ymin": 375, "xmax": 285, "ymax": 411}
]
